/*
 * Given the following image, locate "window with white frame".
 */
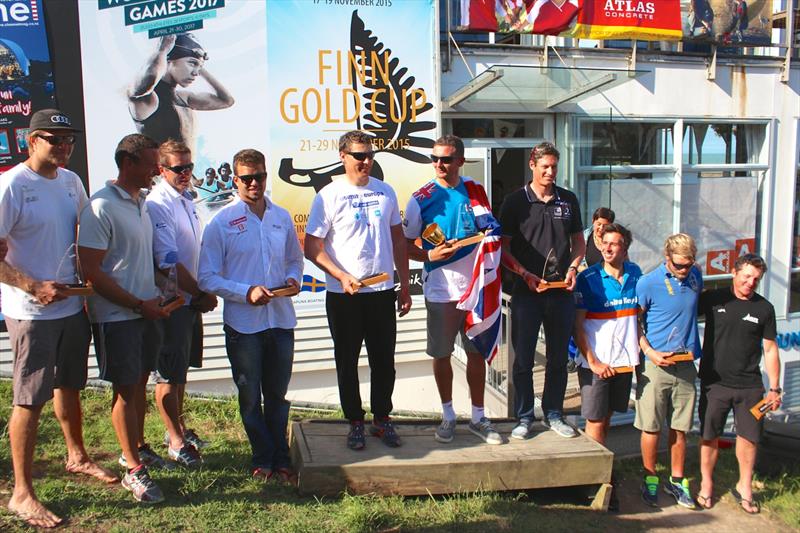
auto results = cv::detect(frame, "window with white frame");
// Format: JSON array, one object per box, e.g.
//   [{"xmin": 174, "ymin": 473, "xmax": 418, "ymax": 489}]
[
  {"xmin": 575, "ymin": 116, "xmax": 768, "ymax": 274},
  {"xmin": 790, "ymin": 169, "xmax": 800, "ymax": 314}
]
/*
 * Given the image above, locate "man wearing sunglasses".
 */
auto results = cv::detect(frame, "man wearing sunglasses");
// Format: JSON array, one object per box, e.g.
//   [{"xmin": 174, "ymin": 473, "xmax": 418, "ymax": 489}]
[
  {"xmin": 128, "ymin": 33, "xmax": 234, "ymax": 150},
  {"xmin": 199, "ymin": 149, "xmax": 303, "ymax": 483},
  {"xmin": 146, "ymin": 140, "xmax": 218, "ymax": 468},
  {"xmin": 635, "ymin": 233, "xmax": 703, "ymax": 509},
  {"xmin": 0, "ymin": 109, "xmax": 117, "ymax": 527},
  {"xmin": 305, "ymin": 130, "xmax": 412, "ymax": 451},
  {"xmin": 403, "ymin": 134, "xmax": 502, "ymax": 445}
]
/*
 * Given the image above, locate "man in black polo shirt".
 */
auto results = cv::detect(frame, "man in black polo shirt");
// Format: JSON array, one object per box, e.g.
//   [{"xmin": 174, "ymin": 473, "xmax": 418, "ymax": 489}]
[
  {"xmin": 499, "ymin": 141, "xmax": 586, "ymax": 439},
  {"xmin": 696, "ymin": 254, "xmax": 781, "ymax": 514}
]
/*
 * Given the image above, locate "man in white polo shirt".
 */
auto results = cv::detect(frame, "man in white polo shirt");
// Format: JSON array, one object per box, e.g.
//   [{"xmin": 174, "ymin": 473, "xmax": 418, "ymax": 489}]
[
  {"xmin": 304, "ymin": 130, "xmax": 411, "ymax": 451},
  {"xmin": 78, "ymin": 133, "xmax": 171, "ymax": 504},
  {"xmin": 0, "ymin": 109, "xmax": 116, "ymax": 528},
  {"xmin": 198, "ymin": 148, "xmax": 303, "ymax": 483},
  {"xmin": 146, "ymin": 139, "xmax": 218, "ymax": 468}
]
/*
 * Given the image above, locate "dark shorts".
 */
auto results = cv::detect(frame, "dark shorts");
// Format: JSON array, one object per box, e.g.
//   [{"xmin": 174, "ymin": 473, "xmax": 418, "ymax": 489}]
[
  {"xmin": 93, "ymin": 319, "xmax": 164, "ymax": 386},
  {"xmin": 425, "ymin": 300, "xmax": 477, "ymax": 358},
  {"xmin": 155, "ymin": 306, "xmax": 201, "ymax": 384},
  {"xmin": 699, "ymin": 382, "xmax": 764, "ymax": 443},
  {"xmin": 6, "ymin": 311, "xmax": 91, "ymax": 406},
  {"xmin": 578, "ymin": 367, "xmax": 633, "ymax": 421},
  {"xmin": 189, "ymin": 312, "xmax": 204, "ymax": 368}
]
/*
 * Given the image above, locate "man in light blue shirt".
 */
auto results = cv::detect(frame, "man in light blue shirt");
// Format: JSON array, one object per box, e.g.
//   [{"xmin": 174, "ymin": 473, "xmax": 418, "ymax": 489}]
[
  {"xmin": 198, "ymin": 148, "xmax": 303, "ymax": 483},
  {"xmin": 636, "ymin": 233, "xmax": 702, "ymax": 509}
]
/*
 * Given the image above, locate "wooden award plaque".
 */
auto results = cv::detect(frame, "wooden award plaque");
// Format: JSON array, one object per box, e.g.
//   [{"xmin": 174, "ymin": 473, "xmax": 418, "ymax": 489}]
[
  {"xmin": 269, "ymin": 284, "xmax": 300, "ymax": 297},
  {"xmin": 612, "ymin": 366, "xmax": 635, "ymax": 374},
  {"xmin": 359, "ymin": 272, "xmax": 390, "ymax": 287},
  {"xmin": 537, "ymin": 280, "xmax": 570, "ymax": 291},
  {"xmin": 666, "ymin": 351, "xmax": 695, "ymax": 363},
  {"xmin": 159, "ymin": 295, "xmax": 185, "ymax": 313},
  {"xmin": 749, "ymin": 394, "xmax": 783, "ymax": 420},
  {"xmin": 452, "ymin": 232, "xmax": 486, "ymax": 249},
  {"xmin": 63, "ymin": 283, "xmax": 94, "ymax": 296}
]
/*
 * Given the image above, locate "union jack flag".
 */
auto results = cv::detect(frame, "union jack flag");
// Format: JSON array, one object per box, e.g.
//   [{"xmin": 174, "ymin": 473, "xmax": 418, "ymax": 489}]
[
  {"xmin": 457, "ymin": 180, "xmax": 502, "ymax": 363},
  {"xmin": 412, "ymin": 182, "xmax": 437, "ymax": 202}
]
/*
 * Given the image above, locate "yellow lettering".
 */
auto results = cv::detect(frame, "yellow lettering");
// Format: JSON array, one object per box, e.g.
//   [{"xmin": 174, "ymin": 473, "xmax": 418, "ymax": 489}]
[
  {"xmin": 371, "ymin": 51, "xmax": 390, "ymax": 85},
  {"xmin": 280, "ymin": 88, "xmax": 299, "ymax": 124},
  {"xmin": 348, "ymin": 51, "xmax": 366, "ymax": 85},
  {"xmin": 342, "ymin": 88, "xmax": 359, "ymax": 123},
  {"xmin": 302, "ymin": 88, "xmax": 322, "ymax": 123},
  {"xmin": 318, "ymin": 50, "xmax": 332, "ymax": 84},
  {"xmin": 370, "ymin": 88, "xmax": 387, "ymax": 124},
  {"xmin": 410, "ymin": 89, "xmax": 426, "ymax": 121}
]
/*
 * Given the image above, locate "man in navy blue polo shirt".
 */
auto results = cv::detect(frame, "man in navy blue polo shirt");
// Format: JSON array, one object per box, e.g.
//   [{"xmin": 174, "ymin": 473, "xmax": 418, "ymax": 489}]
[
  {"xmin": 636, "ymin": 234, "xmax": 703, "ymax": 509},
  {"xmin": 500, "ymin": 141, "xmax": 585, "ymax": 439}
]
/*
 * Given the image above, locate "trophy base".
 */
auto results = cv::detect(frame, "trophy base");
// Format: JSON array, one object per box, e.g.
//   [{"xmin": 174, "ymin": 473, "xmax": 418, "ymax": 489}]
[
  {"xmin": 452, "ymin": 232, "xmax": 486, "ymax": 249},
  {"xmin": 159, "ymin": 295, "xmax": 185, "ymax": 313},
  {"xmin": 358, "ymin": 272, "xmax": 390, "ymax": 287},
  {"xmin": 613, "ymin": 366, "xmax": 635, "ymax": 374},
  {"xmin": 270, "ymin": 284, "xmax": 300, "ymax": 297},
  {"xmin": 63, "ymin": 283, "xmax": 94, "ymax": 296},
  {"xmin": 666, "ymin": 351, "xmax": 695, "ymax": 363},
  {"xmin": 537, "ymin": 280, "xmax": 570, "ymax": 291}
]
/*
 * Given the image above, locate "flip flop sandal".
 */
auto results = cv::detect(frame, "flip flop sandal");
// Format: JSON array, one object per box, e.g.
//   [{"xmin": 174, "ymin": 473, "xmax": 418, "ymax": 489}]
[
  {"xmin": 695, "ymin": 493, "xmax": 713, "ymax": 510},
  {"xmin": 271, "ymin": 467, "xmax": 298, "ymax": 486},
  {"xmin": 731, "ymin": 488, "xmax": 760, "ymax": 514}
]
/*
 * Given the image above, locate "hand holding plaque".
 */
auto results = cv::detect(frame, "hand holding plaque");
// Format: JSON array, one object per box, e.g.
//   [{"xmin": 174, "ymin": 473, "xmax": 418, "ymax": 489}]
[
  {"xmin": 537, "ymin": 248, "xmax": 569, "ymax": 291},
  {"xmin": 56, "ymin": 243, "xmax": 93, "ymax": 296},
  {"xmin": 664, "ymin": 326, "xmax": 695, "ymax": 363},
  {"xmin": 610, "ymin": 326, "xmax": 635, "ymax": 374},
  {"xmin": 158, "ymin": 264, "xmax": 184, "ymax": 313},
  {"xmin": 750, "ymin": 392, "xmax": 783, "ymax": 421}
]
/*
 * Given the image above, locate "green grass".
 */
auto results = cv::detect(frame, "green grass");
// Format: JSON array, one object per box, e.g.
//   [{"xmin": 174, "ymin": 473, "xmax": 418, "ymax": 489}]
[{"xmin": 1, "ymin": 379, "xmax": 798, "ymax": 532}]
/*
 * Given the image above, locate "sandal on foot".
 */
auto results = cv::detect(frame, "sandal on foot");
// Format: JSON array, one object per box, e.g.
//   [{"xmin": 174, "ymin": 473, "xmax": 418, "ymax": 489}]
[
  {"xmin": 731, "ymin": 488, "xmax": 759, "ymax": 514},
  {"xmin": 695, "ymin": 493, "xmax": 713, "ymax": 510},
  {"xmin": 252, "ymin": 467, "xmax": 272, "ymax": 481}
]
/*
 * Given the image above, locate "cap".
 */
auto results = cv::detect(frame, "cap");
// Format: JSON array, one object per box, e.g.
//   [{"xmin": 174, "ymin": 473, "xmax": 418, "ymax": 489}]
[
  {"xmin": 167, "ymin": 33, "xmax": 208, "ymax": 61},
  {"xmin": 29, "ymin": 108, "xmax": 81, "ymax": 132}
]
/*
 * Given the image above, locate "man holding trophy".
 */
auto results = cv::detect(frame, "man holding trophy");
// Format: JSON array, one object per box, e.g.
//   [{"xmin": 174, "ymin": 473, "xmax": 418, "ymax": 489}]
[
  {"xmin": 0, "ymin": 109, "xmax": 116, "ymax": 527},
  {"xmin": 403, "ymin": 135, "xmax": 502, "ymax": 445},
  {"xmin": 198, "ymin": 149, "xmax": 303, "ymax": 482},
  {"xmin": 305, "ymin": 131, "xmax": 411, "ymax": 451},
  {"xmin": 499, "ymin": 142, "xmax": 585, "ymax": 439},
  {"xmin": 146, "ymin": 139, "xmax": 218, "ymax": 468},
  {"xmin": 635, "ymin": 234, "xmax": 703, "ymax": 509},
  {"xmin": 573, "ymin": 223, "xmax": 641, "ymax": 511},
  {"xmin": 696, "ymin": 254, "xmax": 781, "ymax": 514}
]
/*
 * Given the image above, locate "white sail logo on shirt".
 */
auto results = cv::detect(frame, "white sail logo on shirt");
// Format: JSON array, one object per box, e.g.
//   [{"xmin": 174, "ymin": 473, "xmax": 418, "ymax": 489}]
[{"xmin": 742, "ymin": 313, "xmax": 759, "ymax": 324}]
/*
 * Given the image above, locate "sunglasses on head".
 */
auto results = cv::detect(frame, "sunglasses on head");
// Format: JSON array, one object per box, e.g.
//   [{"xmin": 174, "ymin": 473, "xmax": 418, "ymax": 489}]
[
  {"xmin": 35, "ymin": 134, "xmax": 76, "ymax": 146},
  {"xmin": 430, "ymin": 155, "xmax": 455, "ymax": 164},
  {"xmin": 163, "ymin": 162, "xmax": 194, "ymax": 175},
  {"xmin": 236, "ymin": 172, "xmax": 267, "ymax": 185},
  {"xmin": 345, "ymin": 151, "xmax": 375, "ymax": 161}
]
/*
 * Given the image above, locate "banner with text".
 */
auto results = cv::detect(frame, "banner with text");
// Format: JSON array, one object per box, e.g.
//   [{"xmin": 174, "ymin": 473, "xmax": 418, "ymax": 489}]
[
  {"xmin": 78, "ymin": 0, "xmax": 262, "ymax": 213},
  {"xmin": 268, "ymin": 0, "xmax": 437, "ymax": 307},
  {"xmin": 0, "ymin": 0, "xmax": 55, "ymax": 173},
  {"xmin": 457, "ymin": 1, "xmax": 773, "ymax": 45}
]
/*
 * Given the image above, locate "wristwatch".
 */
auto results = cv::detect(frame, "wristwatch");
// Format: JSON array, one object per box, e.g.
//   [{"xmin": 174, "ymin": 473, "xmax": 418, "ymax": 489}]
[
  {"xmin": 568, "ymin": 266, "xmax": 578, "ymax": 273},
  {"xmin": 132, "ymin": 300, "xmax": 144, "ymax": 315},
  {"xmin": 769, "ymin": 387, "xmax": 782, "ymax": 394}
]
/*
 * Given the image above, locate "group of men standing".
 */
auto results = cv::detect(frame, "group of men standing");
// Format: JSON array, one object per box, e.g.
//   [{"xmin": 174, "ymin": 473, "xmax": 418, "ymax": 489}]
[{"xmin": 0, "ymin": 109, "xmax": 783, "ymax": 526}]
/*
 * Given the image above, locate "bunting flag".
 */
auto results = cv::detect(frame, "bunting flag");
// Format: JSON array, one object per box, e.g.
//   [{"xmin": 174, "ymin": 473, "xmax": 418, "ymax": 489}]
[
  {"xmin": 569, "ymin": 0, "xmax": 683, "ymax": 41},
  {"xmin": 456, "ymin": 180, "xmax": 502, "ymax": 363},
  {"xmin": 459, "ymin": 0, "xmax": 580, "ymax": 35}
]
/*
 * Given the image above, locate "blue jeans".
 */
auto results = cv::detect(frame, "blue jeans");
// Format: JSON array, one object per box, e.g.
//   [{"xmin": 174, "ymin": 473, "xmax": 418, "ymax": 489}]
[
  {"xmin": 510, "ymin": 284, "xmax": 575, "ymax": 421},
  {"xmin": 224, "ymin": 326, "xmax": 294, "ymax": 470}
]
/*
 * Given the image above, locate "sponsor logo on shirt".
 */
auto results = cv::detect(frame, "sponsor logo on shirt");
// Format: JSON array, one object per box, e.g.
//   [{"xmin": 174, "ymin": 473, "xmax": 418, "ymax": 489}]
[
  {"xmin": 717, "ymin": 308, "xmax": 726, "ymax": 313},
  {"xmin": 229, "ymin": 216, "xmax": 247, "ymax": 232},
  {"xmin": 155, "ymin": 222, "xmax": 167, "ymax": 229},
  {"xmin": 352, "ymin": 200, "xmax": 379, "ymax": 209},
  {"xmin": 552, "ymin": 200, "xmax": 571, "ymax": 220},
  {"xmin": 742, "ymin": 313, "xmax": 759, "ymax": 324},
  {"xmin": 24, "ymin": 195, "xmax": 38, "ymax": 203}
]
